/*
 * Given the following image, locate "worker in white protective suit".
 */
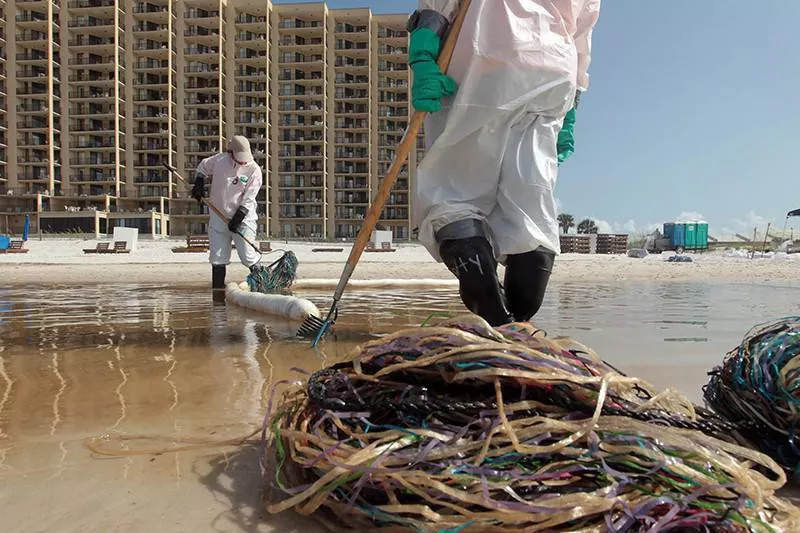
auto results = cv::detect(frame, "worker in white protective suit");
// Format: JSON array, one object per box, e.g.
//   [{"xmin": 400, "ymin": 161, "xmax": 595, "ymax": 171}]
[
  {"xmin": 409, "ymin": 0, "xmax": 601, "ymax": 326},
  {"xmin": 191, "ymin": 136, "xmax": 263, "ymax": 290}
]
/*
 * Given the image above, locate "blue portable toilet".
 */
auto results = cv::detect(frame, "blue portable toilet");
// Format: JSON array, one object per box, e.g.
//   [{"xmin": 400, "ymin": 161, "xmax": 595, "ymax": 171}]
[
  {"xmin": 673, "ymin": 223, "xmax": 686, "ymax": 249},
  {"xmin": 664, "ymin": 222, "xmax": 675, "ymax": 242}
]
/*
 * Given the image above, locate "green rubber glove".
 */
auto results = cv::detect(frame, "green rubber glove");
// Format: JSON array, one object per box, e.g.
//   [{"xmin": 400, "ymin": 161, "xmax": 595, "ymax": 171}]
[
  {"xmin": 557, "ymin": 107, "xmax": 577, "ymax": 165},
  {"xmin": 409, "ymin": 28, "xmax": 457, "ymax": 113}
]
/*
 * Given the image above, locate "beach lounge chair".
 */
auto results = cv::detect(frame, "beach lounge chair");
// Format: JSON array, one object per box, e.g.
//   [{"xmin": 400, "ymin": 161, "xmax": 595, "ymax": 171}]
[
  {"xmin": 172, "ymin": 234, "xmax": 210, "ymax": 253},
  {"xmin": 113, "ymin": 241, "xmax": 131, "ymax": 254},
  {"xmin": 83, "ymin": 242, "xmax": 110, "ymax": 254},
  {"xmin": 260, "ymin": 241, "xmax": 272, "ymax": 252},
  {"xmin": 3, "ymin": 240, "xmax": 29, "ymax": 254}
]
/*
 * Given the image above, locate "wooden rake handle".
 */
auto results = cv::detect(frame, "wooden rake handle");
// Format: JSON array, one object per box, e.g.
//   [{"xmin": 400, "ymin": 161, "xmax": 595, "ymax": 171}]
[{"xmin": 332, "ymin": 0, "xmax": 472, "ymax": 300}]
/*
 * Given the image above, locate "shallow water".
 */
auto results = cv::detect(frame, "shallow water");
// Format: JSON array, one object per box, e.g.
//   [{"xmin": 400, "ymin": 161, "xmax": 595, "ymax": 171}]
[{"xmin": 1, "ymin": 281, "xmax": 800, "ymax": 532}]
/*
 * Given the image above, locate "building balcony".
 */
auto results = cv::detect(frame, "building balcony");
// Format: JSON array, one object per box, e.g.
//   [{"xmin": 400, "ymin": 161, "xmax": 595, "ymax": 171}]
[
  {"xmin": 132, "ymin": 3, "xmax": 169, "ymax": 15},
  {"xmin": 235, "ymin": 32, "xmax": 268, "ymax": 43},
  {"xmin": 132, "ymin": 22, "xmax": 170, "ymax": 34},
  {"xmin": 134, "ymin": 175, "xmax": 170, "ymax": 185},
  {"xmin": 133, "ymin": 111, "xmax": 169, "ymax": 122},
  {"xmin": 16, "ymin": 30, "xmax": 50, "ymax": 43},
  {"xmin": 67, "ymin": 73, "xmax": 118, "ymax": 85},
  {"xmin": 69, "ymin": 158, "xmax": 118, "ymax": 167},
  {"xmin": 184, "ymin": 27, "xmax": 220, "ymax": 40},
  {"xmin": 71, "ymin": 141, "xmax": 119, "ymax": 150},
  {"xmin": 17, "ymin": 175, "xmax": 53, "ymax": 184},
  {"xmin": 69, "ymin": 57, "xmax": 117, "ymax": 68},
  {"xmin": 185, "ymin": 96, "xmax": 220, "ymax": 106},
  {"xmin": 235, "ymin": 69, "xmax": 268, "ymax": 79},
  {"xmin": 68, "ymin": 0, "xmax": 118, "ymax": 12},
  {"xmin": 69, "ymin": 175, "xmax": 118, "ymax": 184},
  {"xmin": 70, "ymin": 124, "xmax": 116, "ymax": 134},
  {"xmin": 68, "ymin": 18, "xmax": 116, "ymax": 29},
  {"xmin": 184, "ymin": 82, "xmax": 220, "ymax": 92},
  {"xmin": 278, "ymin": 19, "xmax": 324, "ymax": 30},
  {"xmin": 16, "ymin": 52, "xmax": 49, "ymax": 64},
  {"xmin": 235, "ymin": 15, "xmax": 268, "ymax": 27},
  {"xmin": 184, "ymin": 64, "xmax": 221, "ymax": 75},
  {"xmin": 134, "ymin": 91, "xmax": 169, "ymax": 102},
  {"xmin": 185, "ymin": 9, "xmax": 221, "ymax": 23},
  {"xmin": 70, "ymin": 109, "xmax": 115, "ymax": 118},
  {"xmin": 15, "ymin": 13, "xmax": 49, "ymax": 26},
  {"xmin": 134, "ymin": 141, "xmax": 169, "ymax": 151},
  {"xmin": 67, "ymin": 38, "xmax": 116, "ymax": 51},
  {"xmin": 134, "ymin": 59, "xmax": 170, "ymax": 71},
  {"xmin": 16, "ymin": 68, "xmax": 50, "ymax": 80},
  {"xmin": 17, "ymin": 121, "xmax": 54, "ymax": 131}
]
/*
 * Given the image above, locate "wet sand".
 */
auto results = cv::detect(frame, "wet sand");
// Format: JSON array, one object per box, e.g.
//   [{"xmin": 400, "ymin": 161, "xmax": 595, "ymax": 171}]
[{"xmin": 2, "ymin": 283, "xmax": 800, "ymax": 531}]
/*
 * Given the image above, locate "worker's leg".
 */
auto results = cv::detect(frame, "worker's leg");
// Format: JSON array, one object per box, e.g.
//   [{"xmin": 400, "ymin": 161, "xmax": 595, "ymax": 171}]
[
  {"xmin": 490, "ymin": 113, "xmax": 563, "ymax": 321},
  {"xmin": 503, "ymin": 249, "xmax": 555, "ymax": 321},
  {"xmin": 413, "ymin": 108, "xmax": 517, "ymax": 262},
  {"xmin": 208, "ymin": 217, "xmax": 234, "ymax": 289},
  {"xmin": 437, "ymin": 219, "xmax": 513, "ymax": 327},
  {"xmin": 414, "ymin": 108, "xmax": 518, "ymax": 326},
  {"xmin": 232, "ymin": 220, "xmax": 261, "ymax": 269}
]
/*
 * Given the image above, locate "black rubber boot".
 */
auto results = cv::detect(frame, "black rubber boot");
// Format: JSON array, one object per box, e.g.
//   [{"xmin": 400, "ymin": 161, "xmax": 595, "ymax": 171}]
[
  {"xmin": 439, "ymin": 236, "xmax": 514, "ymax": 327},
  {"xmin": 503, "ymin": 248, "xmax": 555, "ymax": 322},
  {"xmin": 212, "ymin": 264, "xmax": 226, "ymax": 290}
]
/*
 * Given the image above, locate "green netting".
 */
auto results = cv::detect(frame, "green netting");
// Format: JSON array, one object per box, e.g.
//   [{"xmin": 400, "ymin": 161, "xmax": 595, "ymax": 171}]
[{"xmin": 247, "ymin": 251, "xmax": 299, "ymax": 294}]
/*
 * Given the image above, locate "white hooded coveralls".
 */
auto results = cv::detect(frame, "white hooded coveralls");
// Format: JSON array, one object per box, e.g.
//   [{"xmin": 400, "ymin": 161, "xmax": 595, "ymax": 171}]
[
  {"xmin": 413, "ymin": 0, "xmax": 601, "ymax": 261},
  {"xmin": 196, "ymin": 152, "xmax": 263, "ymax": 267}
]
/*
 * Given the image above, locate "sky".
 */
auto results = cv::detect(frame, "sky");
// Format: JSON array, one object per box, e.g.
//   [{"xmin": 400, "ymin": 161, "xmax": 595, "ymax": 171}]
[{"xmin": 276, "ymin": 1, "xmax": 800, "ymax": 238}]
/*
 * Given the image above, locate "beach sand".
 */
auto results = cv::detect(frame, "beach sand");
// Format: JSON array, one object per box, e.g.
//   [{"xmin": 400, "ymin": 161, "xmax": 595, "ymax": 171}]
[{"xmin": 1, "ymin": 238, "xmax": 797, "ymax": 286}]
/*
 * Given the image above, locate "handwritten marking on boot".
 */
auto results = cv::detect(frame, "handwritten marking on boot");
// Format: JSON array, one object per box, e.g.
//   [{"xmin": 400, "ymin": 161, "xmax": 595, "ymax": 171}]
[{"xmin": 451, "ymin": 254, "xmax": 483, "ymax": 277}]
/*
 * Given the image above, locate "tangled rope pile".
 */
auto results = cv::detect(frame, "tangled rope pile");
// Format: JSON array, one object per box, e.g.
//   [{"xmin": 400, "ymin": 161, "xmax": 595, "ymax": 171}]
[
  {"xmin": 247, "ymin": 251, "xmax": 299, "ymax": 294},
  {"xmin": 705, "ymin": 317, "xmax": 800, "ymax": 478},
  {"xmin": 263, "ymin": 316, "xmax": 800, "ymax": 532}
]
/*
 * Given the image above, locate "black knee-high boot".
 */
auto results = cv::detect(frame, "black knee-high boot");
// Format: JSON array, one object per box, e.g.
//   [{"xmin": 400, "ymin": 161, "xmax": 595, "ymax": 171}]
[
  {"xmin": 212, "ymin": 265, "xmax": 226, "ymax": 290},
  {"xmin": 438, "ymin": 233, "xmax": 513, "ymax": 327},
  {"xmin": 503, "ymin": 248, "xmax": 555, "ymax": 322}
]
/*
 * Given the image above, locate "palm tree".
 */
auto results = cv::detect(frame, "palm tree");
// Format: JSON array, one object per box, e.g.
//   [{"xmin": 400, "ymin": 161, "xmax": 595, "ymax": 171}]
[
  {"xmin": 557, "ymin": 213, "xmax": 575, "ymax": 234},
  {"xmin": 577, "ymin": 218, "xmax": 599, "ymax": 234}
]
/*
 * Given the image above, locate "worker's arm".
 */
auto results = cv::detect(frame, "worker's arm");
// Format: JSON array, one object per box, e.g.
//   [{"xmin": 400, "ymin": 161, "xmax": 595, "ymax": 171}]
[
  {"xmin": 417, "ymin": 0, "xmax": 459, "ymax": 23},
  {"xmin": 229, "ymin": 166, "xmax": 263, "ymax": 232},
  {"xmin": 240, "ymin": 166, "xmax": 263, "ymax": 208},
  {"xmin": 559, "ymin": 0, "xmax": 601, "ymax": 165},
  {"xmin": 406, "ymin": 1, "xmax": 459, "ymax": 113},
  {"xmin": 192, "ymin": 155, "xmax": 216, "ymax": 202},
  {"xmin": 575, "ymin": 0, "xmax": 601, "ymax": 93}
]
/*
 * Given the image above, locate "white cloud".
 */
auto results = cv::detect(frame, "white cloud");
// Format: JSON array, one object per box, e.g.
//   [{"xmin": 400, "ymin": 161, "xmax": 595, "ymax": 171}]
[
  {"xmin": 586, "ymin": 218, "xmax": 659, "ymax": 235},
  {"xmin": 675, "ymin": 211, "xmax": 706, "ymax": 223},
  {"xmin": 592, "ymin": 219, "xmax": 614, "ymax": 234}
]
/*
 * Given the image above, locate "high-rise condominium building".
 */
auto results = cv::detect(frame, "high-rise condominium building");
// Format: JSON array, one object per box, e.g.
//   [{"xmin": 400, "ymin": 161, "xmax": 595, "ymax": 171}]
[{"xmin": 0, "ymin": 1, "xmax": 419, "ymax": 240}]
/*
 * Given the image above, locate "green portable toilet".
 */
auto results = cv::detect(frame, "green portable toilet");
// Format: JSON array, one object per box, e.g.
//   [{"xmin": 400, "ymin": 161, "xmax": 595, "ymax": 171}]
[
  {"xmin": 684, "ymin": 222, "xmax": 698, "ymax": 250},
  {"xmin": 696, "ymin": 221, "xmax": 709, "ymax": 249}
]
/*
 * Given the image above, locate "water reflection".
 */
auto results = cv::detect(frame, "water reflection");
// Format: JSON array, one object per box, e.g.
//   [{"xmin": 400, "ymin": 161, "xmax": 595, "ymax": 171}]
[{"xmin": 0, "ymin": 281, "xmax": 799, "ymax": 530}]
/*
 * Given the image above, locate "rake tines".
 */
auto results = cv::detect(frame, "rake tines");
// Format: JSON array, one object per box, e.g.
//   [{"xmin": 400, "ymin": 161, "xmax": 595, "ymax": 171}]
[{"xmin": 297, "ymin": 314, "xmax": 327, "ymax": 338}]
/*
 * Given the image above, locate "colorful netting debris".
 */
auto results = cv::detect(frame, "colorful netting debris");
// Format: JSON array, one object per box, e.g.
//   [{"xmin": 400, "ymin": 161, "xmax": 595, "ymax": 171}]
[
  {"xmin": 247, "ymin": 251, "xmax": 299, "ymax": 294},
  {"xmin": 705, "ymin": 317, "xmax": 800, "ymax": 479},
  {"xmin": 262, "ymin": 316, "xmax": 800, "ymax": 532}
]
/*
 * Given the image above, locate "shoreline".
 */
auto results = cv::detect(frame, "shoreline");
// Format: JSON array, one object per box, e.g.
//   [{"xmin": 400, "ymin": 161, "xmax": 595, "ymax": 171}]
[{"xmin": 1, "ymin": 238, "xmax": 798, "ymax": 286}]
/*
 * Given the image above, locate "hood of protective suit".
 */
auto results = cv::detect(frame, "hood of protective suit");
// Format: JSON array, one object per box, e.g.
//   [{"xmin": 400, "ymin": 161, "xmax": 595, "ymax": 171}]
[{"xmin": 228, "ymin": 135, "xmax": 253, "ymax": 165}]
